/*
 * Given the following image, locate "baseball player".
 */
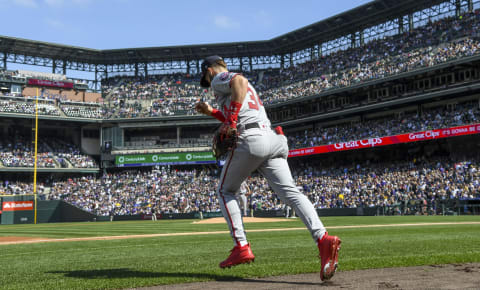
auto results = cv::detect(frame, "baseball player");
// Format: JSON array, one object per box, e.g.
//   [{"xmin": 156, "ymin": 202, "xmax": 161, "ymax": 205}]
[
  {"xmin": 195, "ymin": 55, "xmax": 341, "ymax": 281},
  {"xmin": 238, "ymin": 180, "xmax": 250, "ymax": 217}
]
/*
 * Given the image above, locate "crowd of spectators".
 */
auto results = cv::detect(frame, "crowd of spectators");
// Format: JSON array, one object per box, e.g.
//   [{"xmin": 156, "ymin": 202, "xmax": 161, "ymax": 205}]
[
  {"xmin": 45, "ymin": 138, "xmax": 98, "ymax": 168},
  {"xmin": 59, "ymin": 104, "xmax": 105, "ymax": 119},
  {"xmin": 0, "ymin": 137, "xmax": 56, "ymax": 168},
  {"xmin": 3, "ymin": 13, "xmax": 480, "ymax": 118},
  {"xmin": 0, "ymin": 181, "xmax": 43, "ymax": 195},
  {"xmin": 259, "ymin": 37, "xmax": 480, "ymax": 105},
  {"xmin": 92, "ymin": 11, "xmax": 480, "ymax": 117},
  {"xmin": 0, "ymin": 98, "xmax": 61, "ymax": 116},
  {"xmin": 289, "ymin": 101, "xmax": 480, "ymax": 149},
  {"xmin": 4, "ymin": 155, "xmax": 469, "ymax": 216},
  {"xmin": 103, "ymin": 74, "xmax": 215, "ymax": 118},
  {"xmin": 46, "ymin": 168, "xmax": 220, "ymax": 216},
  {"xmin": 0, "ymin": 136, "xmax": 98, "ymax": 168},
  {"xmin": 258, "ymin": 12, "xmax": 480, "ymax": 101}
]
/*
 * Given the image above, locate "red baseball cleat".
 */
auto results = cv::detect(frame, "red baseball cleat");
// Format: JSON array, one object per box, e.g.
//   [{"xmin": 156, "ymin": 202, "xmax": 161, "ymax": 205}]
[
  {"xmin": 318, "ymin": 232, "xmax": 341, "ymax": 281},
  {"xmin": 219, "ymin": 243, "xmax": 255, "ymax": 268}
]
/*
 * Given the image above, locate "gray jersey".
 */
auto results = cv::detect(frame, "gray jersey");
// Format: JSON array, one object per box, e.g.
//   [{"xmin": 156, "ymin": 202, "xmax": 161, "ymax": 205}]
[{"xmin": 211, "ymin": 72, "xmax": 271, "ymax": 132}]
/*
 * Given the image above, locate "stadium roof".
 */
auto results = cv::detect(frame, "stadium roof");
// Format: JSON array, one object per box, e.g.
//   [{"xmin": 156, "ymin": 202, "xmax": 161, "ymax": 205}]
[{"xmin": 0, "ymin": 0, "xmax": 446, "ymax": 65}]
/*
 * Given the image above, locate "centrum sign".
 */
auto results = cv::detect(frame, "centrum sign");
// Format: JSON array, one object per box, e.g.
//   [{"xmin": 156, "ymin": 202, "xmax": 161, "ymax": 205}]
[
  {"xmin": 289, "ymin": 123, "xmax": 480, "ymax": 158},
  {"xmin": 115, "ymin": 152, "xmax": 216, "ymax": 167}
]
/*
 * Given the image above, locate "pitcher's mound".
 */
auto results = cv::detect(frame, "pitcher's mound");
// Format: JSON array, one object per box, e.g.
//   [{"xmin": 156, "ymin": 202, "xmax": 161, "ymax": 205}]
[{"xmin": 193, "ymin": 217, "xmax": 294, "ymax": 224}]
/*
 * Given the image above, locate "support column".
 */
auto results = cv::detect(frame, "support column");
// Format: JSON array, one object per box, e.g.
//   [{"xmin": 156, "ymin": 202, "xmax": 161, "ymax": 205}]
[
  {"xmin": 94, "ymin": 65, "xmax": 98, "ymax": 92},
  {"xmin": 144, "ymin": 63, "xmax": 148, "ymax": 79},
  {"xmin": 52, "ymin": 59, "xmax": 57, "ymax": 74},
  {"xmin": 135, "ymin": 62, "xmax": 139, "ymax": 78},
  {"xmin": 249, "ymin": 57, "xmax": 253, "ymax": 72},
  {"xmin": 280, "ymin": 54, "xmax": 285, "ymax": 69},
  {"xmin": 186, "ymin": 61, "xmax": 190, "ymax": 75},
  {"xmin": 318, "ymin": 45, "xmax": 322, "ymax": 58},
  {"xmin": 239, "ymin": 57, "xmax": 243, "ymax": 71},
  {"xmin": 398, "ymin": 17, "xmax": 404, "ymax": 34},
  {"xmin": 455, "ymin": 0, "xmax": 461, "ymax": 17},
  {"xmin": 289, "ymin": 53, "xmax": 293, "ymax": 67},
  {"xmin": 408, "ymin": 14, "xmax": 414, "ymax": 31},
  {"xmin": 359, "ymin": 31, "xmax": 364, "ymax": 46},
  {"xmin": 2, "ymin": 53, "xmax": 6, "ymax": 70},
  {"xmin": 176, "ymin": 126, "xmax": 181, "ymax": 145},
  {"xmin": 62, "ymin": 60, "xmax": 67, "ymax": 75},
  {"xmin": 468, "ymin": 0, "xmax": 473, "ymax": 12},
  {"xmin": 351, "ymin": 34, "xmax": 356, "ymax": 48}
]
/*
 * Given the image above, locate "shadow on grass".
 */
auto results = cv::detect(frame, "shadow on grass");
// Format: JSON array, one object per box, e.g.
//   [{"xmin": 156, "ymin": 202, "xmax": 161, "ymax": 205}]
[{"xmin": 48, "ymin": 268, "xmax": 322, "ymax": 286}]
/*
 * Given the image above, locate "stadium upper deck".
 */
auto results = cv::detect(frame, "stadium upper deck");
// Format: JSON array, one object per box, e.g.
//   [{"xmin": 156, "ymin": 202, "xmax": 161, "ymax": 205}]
[{"xmin": 2, "ymin": 9, "xmax": 480, "ymax": 120}]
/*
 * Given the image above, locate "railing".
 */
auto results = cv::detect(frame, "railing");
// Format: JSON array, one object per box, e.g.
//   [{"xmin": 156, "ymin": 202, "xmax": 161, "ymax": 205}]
[{"xmin": 376, "ymin": 198, "xmax": 480, "ymax": 216}]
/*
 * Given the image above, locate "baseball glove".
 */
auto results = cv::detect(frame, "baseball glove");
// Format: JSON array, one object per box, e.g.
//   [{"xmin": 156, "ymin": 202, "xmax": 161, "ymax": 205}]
[{"xmin": 212, "ymin": 124, "xmax": 238, "ymax": 159}]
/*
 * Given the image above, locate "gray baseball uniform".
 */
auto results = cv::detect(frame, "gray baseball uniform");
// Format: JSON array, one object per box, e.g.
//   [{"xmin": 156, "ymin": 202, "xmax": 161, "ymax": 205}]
[
  {"xmin": 238, "ymin": 181, "xmax": 248, "ymax": 217},
  {"xmin": 212, "ymin": 72, "xmax": 326, "ymax": 246}
]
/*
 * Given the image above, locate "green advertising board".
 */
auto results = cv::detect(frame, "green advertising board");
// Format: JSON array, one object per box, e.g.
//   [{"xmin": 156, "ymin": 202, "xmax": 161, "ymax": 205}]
[{"xmin": 115, "ymin": 152, "xmax": 216, "ymax": 167}]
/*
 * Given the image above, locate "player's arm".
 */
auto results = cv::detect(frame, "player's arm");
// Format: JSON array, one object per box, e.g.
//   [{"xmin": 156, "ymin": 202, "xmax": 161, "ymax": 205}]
[
  {"xmin": 226, "ymin": 75, "xmax": 248, "ymax": 128},
  {"xmin": 195, "ymin": 102, "xmax": 225, "ymax": 122}
]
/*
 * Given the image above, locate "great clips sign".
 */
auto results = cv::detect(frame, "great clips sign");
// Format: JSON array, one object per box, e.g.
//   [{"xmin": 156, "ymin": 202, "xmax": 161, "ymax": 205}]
[
  {"xmin": 2, "ymin": 201, "xmax": 34, "ymax": 211},
  {"xmin": 289, "ymin": 123, "xmax": 480, "ymax": 158},
  {"xmin": 28, "ymin": 78, "xmax": 74, "ymax": 89}
]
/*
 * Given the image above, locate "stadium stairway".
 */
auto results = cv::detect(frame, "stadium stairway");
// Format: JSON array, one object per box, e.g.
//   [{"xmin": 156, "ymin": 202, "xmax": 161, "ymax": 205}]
[
  {"xmin": 103, "ymin": 77, "xmax": 125, "ymax": 102},
  {"xmin": 257, "ymin": 71, "xmax": 265, "ymax": 85},
  {"xmin": 57, "ymin": 106, "xmax": 67, "ymax": 117}
]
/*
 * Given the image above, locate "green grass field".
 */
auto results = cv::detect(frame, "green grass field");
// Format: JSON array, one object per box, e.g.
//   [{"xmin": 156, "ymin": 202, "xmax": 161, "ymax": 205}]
[{"xmin": 0, "ymin": 216, "xmax": 479, "ymax": 289}]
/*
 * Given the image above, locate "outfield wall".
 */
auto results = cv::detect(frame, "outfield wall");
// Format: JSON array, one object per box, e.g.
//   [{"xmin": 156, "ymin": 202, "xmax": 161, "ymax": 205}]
[
  {"xmin": 0, "ymin": 198, "xmax": 96, "ymax": 224},
  {"xmin": 1, "ymin": 199, "xmax": 478, "ymax": 224}
]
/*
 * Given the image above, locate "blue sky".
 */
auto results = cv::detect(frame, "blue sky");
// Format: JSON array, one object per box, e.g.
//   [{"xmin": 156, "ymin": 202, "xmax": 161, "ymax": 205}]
[{"xmin": 0, "ymin": 0, "xmax": 371, "ymax": 77}]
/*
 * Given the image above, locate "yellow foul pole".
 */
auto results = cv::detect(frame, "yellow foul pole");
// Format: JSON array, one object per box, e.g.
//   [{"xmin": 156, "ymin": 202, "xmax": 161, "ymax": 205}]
[{"xmin": 33, "ymin": 88, "xmax": 39, "ymax": 224}]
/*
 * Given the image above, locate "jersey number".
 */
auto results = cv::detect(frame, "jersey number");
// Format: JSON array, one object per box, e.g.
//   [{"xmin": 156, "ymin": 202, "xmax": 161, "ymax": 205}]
[{"xmin": 247, "ymin": 88, "xmax": 263, "ymax": 110}]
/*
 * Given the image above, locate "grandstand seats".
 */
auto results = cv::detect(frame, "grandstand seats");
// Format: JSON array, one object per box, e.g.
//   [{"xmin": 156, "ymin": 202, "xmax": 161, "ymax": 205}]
[
  {"xmin": 37, "ymin": 156, "xmax": 480, "ymax": 216},
  {"xmin": 0, "ymin": 136, "xmax": 98, "ymax": 168},
  {"xmin": 96, "ymin": 12, "xmax": 480, "ymax": 116},
  {"xmin": 288, "ymin": 101, "xmax": 480, "ymax": 149},
  {"xmin": 2, "ymin": 13, "xmax": 480, "ymax": 119}
]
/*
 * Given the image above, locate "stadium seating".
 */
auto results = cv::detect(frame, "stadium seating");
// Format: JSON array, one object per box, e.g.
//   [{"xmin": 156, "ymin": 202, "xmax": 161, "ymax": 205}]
[
  {"xmin": 288, "ymin": 101, "xmax": 480, "ymax": 149},
  {"xmin": 38, "ymin": 156, "xmax": 480, "ymax": 216},
  {"xmin": 0, "ymin": 136, "xmax": 98, "ymax": 168}
]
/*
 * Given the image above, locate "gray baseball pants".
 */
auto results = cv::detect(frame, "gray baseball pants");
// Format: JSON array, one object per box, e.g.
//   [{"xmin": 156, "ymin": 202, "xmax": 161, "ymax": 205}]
[{"xmin": 217, "ymin": 128, "xmax": 326, "ymax": 246}]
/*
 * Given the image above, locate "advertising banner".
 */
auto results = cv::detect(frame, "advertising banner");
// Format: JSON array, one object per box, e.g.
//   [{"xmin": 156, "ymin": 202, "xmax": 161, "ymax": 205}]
[
  {"xmin": 27, "ymin": 78, "xmax": 74, "ymax": 89},
  {"xmin": 115, "ymin": 152, "xmax": 216, "ymax": 167},
  {"xmin": 289, "ymin": 123, "xmax": 480, "ymax": 158},
  {"xmin": 2, "ymin": 201, "xmax": 34, "ymax": 211}
]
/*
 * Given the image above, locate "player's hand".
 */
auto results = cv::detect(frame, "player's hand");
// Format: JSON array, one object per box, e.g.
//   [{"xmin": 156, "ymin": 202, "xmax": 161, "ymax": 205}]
[{"xmin": 195, "ymin": 102, "xmax": 213, "ymax": 116}]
